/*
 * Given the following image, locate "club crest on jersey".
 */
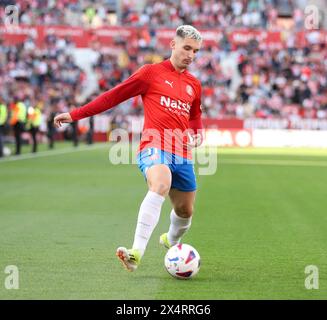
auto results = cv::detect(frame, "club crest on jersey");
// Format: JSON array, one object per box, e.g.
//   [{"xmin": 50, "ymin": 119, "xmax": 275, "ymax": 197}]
[
  {"xmin": 160, "ymin": 96, "xmax": 191, "ymax": 113},
  {"xmin": 186, "ymin": 85, "xmax": 193, "ymax": 97}
]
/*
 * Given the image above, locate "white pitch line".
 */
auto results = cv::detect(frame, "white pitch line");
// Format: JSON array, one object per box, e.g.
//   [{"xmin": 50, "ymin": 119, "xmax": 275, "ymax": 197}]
[
  {"xmin": 0, "ymin": 144, "xmax": 107, "ymax": 163},
  {"xmin": 219, "ymin": 158, "xmax": 327, "ymax": 167}
]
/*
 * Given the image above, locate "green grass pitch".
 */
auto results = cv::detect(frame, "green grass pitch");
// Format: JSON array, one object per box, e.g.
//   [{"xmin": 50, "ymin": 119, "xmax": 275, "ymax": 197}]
[{"xmin": 0, "ymin": 143, "xmax": 327, "ymax": 299}]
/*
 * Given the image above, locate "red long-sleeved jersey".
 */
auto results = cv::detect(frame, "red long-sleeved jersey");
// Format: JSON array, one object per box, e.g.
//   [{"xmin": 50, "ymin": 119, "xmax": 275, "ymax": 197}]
[{"xmin": 70, "ymin": 59, "xmax": 203, "ymax": 159}]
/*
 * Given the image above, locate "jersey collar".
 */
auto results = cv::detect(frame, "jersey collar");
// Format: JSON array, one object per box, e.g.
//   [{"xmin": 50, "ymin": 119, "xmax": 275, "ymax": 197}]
[{"xmin": 162, "ymin": 59, "xmax": 186, "ymax": 74}]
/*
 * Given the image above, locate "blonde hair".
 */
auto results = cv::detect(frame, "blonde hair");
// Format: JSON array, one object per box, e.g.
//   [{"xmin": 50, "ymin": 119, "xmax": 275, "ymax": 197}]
[{"xmin": 176, "ymin": 25, "xmax": 202, "ymax": 42}]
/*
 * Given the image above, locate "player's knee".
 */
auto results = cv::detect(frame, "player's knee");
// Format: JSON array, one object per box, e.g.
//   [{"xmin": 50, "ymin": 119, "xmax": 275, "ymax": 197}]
[
  {"xmin": 174, "ymin": 204, "xmax": 193, "ymax": 218},
  {"xmin": 149, "ymin": 183, "xmax": 170, "ymax": 197}
]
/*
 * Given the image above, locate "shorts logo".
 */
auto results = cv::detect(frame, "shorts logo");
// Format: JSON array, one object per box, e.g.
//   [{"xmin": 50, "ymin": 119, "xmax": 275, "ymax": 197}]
[
  {"xmin": 186, "ymin": 85, "xmax": 193, "ymax": 97},
  {"xmin": 148, "ymin": 148, "xmax": 159, "ymax": 160},
  {"xmin": 150, "ymin": 154, "xmax": 159, "ymax": 160}
]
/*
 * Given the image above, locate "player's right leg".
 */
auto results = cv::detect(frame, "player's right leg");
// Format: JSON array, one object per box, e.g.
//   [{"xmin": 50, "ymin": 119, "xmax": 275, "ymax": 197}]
[
  {"xmin": 116, "ymin": 150, "xmax": 172, "ymax": 272},
  {"xmin": 160, "ymin": 157, "xmax": 197, "ymax": 250}
]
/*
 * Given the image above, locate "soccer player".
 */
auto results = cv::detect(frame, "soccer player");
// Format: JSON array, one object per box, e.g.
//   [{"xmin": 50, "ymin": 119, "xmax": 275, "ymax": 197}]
[{"xmin": 54, "ymin": 25, "xmax": 203, "ymax": 272}]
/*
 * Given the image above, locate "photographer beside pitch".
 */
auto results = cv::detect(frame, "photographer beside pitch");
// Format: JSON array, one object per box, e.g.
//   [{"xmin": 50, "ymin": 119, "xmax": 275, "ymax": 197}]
[{"xmin": 54, "ymin": 25, "xmax": 204, "ymax": 272}]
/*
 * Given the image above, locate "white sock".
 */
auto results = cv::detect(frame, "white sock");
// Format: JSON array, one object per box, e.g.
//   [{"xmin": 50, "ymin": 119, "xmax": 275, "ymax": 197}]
[
  {"xmin": 167, "ymin": 209, "xmax": 192, "ymax": 246},
  {"xmin": 132, "ymin": 191, "xmax": 165, "ymax": 257}
]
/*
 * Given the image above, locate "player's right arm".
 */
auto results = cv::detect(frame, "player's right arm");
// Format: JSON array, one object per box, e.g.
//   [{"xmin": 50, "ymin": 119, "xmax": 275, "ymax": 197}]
[{"xmin": 54, "ymin": 65, "xmax": 152, "ymax": 128}]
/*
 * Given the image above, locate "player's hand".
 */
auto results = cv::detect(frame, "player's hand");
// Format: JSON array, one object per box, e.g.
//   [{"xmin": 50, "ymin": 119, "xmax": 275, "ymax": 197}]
[
  {"xmin": 54, "ymin": 112, "xmax": 73, "ymax": 128},
  {"xmin": 187, "ymin": 133, "xmax": 202, "ymax": 149}
]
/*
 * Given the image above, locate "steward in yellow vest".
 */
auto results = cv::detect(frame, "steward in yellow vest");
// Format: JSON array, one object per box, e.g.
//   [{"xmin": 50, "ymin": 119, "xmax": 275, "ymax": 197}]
[
  {"xmin": 0, "ymin": 101, "xmax": 8, "ymax": 157},
  {"xmin": 10, "ymin": 101, "xmax": 27, "ymax": 155},
  {"xmin": 27, "ymin": 104, "xmax": 42, "ymax": 153}
]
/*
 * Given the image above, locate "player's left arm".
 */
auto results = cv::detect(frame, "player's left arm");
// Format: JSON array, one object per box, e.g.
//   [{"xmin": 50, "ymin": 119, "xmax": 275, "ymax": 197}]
[{"xmin": 188, "ymin": 81, "xmax": 204, "ymax": 148}]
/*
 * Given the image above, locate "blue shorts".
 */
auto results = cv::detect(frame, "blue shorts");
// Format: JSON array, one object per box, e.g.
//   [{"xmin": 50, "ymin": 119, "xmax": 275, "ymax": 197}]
[{"xmin": 137, "ymin": 148, "xmax": 196, "ymax": 192}]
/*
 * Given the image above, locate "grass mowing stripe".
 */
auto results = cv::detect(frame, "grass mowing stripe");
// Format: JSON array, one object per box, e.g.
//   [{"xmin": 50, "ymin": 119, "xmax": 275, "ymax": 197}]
[
  {"xmin": 219, "ymin": 158, "xmax": 327, "ymax": 167},
  {"xmin": 214, "ymin": 147, "xmax": 327, "ymax": 156}
]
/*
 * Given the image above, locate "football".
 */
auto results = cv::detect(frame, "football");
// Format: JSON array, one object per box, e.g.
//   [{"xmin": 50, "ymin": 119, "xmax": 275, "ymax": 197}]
[{"xmin": 164, "ymin": 243, "xmax": 201, "ymax": 279}]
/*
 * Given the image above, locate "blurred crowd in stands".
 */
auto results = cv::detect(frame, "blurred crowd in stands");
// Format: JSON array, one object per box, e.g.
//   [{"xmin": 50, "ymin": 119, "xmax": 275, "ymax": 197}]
[
  {"xmin": 0, "ymin": 0, "xmax": 118, "ymax": 27},
  {"xmin": 198, "ymin": 43, "xmax": 327, "ymax": 120},
  {"xmin": 0, "ymin": 34, "xmax": 89, "ymax": 155},
  {"xmin": 0, "ymin": 0, "xmax": 309, "ymax": 30},
  {"xmin": 0, "ymin": 34, "xmax": 87, "ymax": 121},
  {"xmin": 123, "ymin": 0, "xmax": 304, "ymax": 30},
  {"xmin": 0, "ymin": 0, "xmax": 326, "ymax": 155}
]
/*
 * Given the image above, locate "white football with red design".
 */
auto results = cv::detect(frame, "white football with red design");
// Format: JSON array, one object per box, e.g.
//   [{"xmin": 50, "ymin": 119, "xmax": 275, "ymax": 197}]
[{"xmin": 164, "ymin": 243, "xmax": 201, "ymax": 279}]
